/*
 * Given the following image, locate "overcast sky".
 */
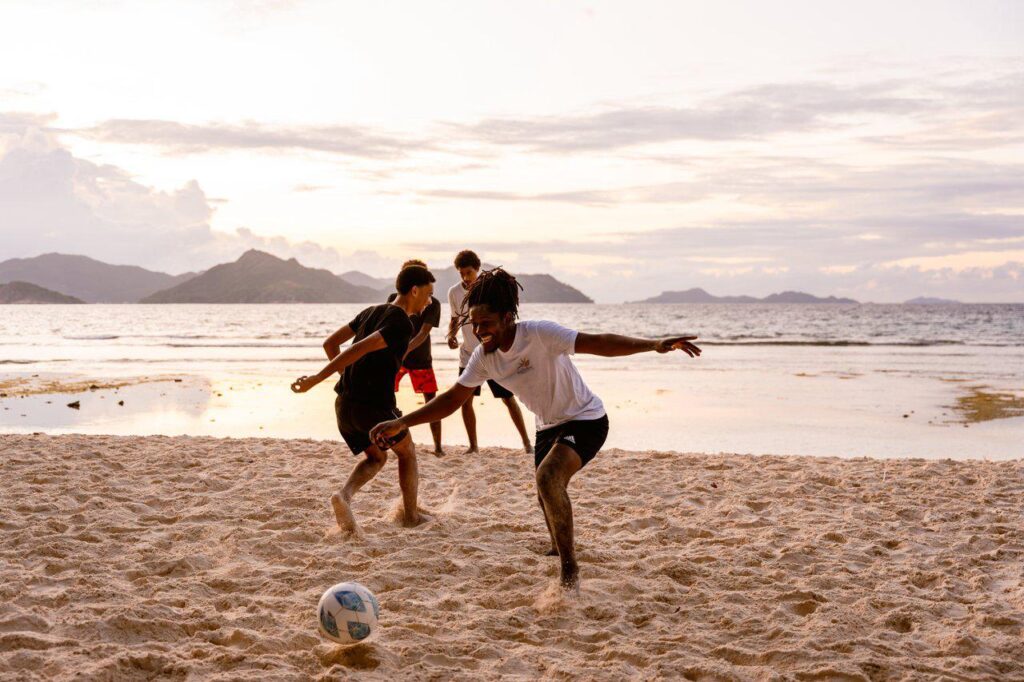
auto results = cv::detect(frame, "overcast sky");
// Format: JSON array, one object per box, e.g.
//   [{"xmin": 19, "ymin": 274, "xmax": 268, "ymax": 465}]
[{"xmin": 1, "ymin": 0, "xmax": 1022, "ymax": 302}]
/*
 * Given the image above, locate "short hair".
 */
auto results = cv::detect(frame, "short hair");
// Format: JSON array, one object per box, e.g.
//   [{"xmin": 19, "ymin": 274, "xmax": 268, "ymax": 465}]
[
  {"xmin": 453, "ymin": 250, "xmax": 481, "ymax": 270},
  {"xmin": 463, "ymin": 267, "xmax": 522, "ymax": 320},
  {"xmin": 395, "ymin": 265, "xmax": 435, "ymax": 294},
  {"xmin": 401, "ymin": 258, "xmax": 428, "ymax": 269}
]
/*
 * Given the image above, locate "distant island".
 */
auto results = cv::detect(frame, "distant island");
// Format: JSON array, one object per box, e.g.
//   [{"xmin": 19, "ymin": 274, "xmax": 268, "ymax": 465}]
[
  {"xmin": 0, "ymin": 251, "xmax": 593, "ymax": 304},
  {"xmin": 904, "ymin": 297, "xmax": 962, "ymax": 305},
  {"xmin": 141, "ymin": 250, "xmax": 382, "ymax": 303},
  {"xmin": 0, "ymin": 253, "xmax": 195, "ymax": 303},
  {"xmin": 634, "ymin": 288, "xmax": 859, "ymax": 304},
  {"xmin": 0, "ymin": 281, "xmax": 85, "ymax": 304}
]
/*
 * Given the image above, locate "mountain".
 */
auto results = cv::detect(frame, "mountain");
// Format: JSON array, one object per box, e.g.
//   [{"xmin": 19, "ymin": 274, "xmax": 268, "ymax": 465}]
[
  {"xmin": 142, "ymin": 250, "xmax": 382, "ymax": 303},
  {"xmin": 338, "ymin": 270, "xmax": 393, "ymax": 290},
  {"xmin": 904, "ymin": 297, "xmax": 962, "ymax": 305},
  {"xmin": 0, "ymin": 281, "xmax": 84, "ymax": 304},
  {"xmin": 635, "ymin": 288, "xmax": 858, "ymax": 304},
  {"xmin": 0, "ymin": 253, "xmax": 196, "ymax": 303},
  {"xmin": 339, "ymin": 265, "xmax": 593, "ymax": 304}
]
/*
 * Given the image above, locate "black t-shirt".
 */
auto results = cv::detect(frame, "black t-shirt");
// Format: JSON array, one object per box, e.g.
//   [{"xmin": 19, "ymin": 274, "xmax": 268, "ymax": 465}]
[
  {"xmin": 334, "ymin": 304, "xmax": 413, "ymax": 407},
  {"xmin": 387, "ymin": 294, "xmax": 441, "ymax": 370}
]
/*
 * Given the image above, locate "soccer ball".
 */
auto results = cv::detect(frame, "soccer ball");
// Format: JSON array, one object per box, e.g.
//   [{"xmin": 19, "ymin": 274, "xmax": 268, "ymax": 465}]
[{"xmin": 317, "ymin": 582, "xmax": 380, "ymax": 644}]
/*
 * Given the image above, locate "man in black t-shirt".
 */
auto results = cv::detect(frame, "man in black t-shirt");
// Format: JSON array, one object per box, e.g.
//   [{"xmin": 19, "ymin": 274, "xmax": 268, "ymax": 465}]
[
  {"xmin": 291, "ymin": 265, "xmax": 436, "ymax": 535},
  {"xmin": 388, "ymin": 259, "xmax": 444, "ymax": 455}
]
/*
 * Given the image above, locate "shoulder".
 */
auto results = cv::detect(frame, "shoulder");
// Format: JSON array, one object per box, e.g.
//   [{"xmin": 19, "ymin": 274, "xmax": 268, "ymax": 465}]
[{"xmin": 447, "ymin": 283, "xmax": 461, "ymax": 298}]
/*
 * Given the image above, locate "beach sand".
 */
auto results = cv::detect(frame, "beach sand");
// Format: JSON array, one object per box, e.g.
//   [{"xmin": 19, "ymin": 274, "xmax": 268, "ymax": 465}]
[{"xmin": 1, "ymin": 434, "xmax": 1022, "ymax": 680}]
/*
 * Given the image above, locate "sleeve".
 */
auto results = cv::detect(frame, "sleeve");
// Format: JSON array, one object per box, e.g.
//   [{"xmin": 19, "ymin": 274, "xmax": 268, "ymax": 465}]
[
  {"xmin": 379, "ymin": 311, "xmax": 412, "ymax": 353},
  {"xmin": 456, "ymin": 346, "xmax": 489, "ymax": 388},
  {"xmin": 533, "ymin": 320, "xmax": 578, "ymax": 356},
  {"xmin": 425, "ymin": 297, "xmax": 442, "ymax": 327},
  {"xmin": 447, "ymin": 286, "xmax": 458, "ymax": 318},
  {"xmin": 347, "ymin": 307, "xmax": 369, "ymax": 334}
]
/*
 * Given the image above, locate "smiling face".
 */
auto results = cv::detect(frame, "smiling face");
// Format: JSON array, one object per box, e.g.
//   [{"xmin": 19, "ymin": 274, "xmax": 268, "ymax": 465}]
[
  {"xmin": 411, "ymin": 282, "xmax": 434, "ymax": 313},
  {"xmin": 469, "ymin": 304, "xmax": 513, "ymax": 353}
]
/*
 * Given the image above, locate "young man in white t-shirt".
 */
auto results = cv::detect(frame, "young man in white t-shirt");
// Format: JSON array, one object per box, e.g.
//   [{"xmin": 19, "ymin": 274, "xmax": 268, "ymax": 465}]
[
  {"xmin": 372, "ymin": 268, "xmax": 701, "ymax": 590},
  {"xmin": 446, "ymin": 250, "xmax": 533, "ymax": 455}
]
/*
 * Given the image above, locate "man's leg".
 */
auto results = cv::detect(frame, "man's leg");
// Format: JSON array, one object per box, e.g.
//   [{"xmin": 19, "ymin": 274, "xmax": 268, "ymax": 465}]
[
  {"xmin": 502, "ymin": 396, "xmax": 534, "ymax": 453},
  {"xmin": 332, "ymin": 445, "xmax": 388, "ymax": 534},
  {"xmin": 423, "ymin": 391, "xmax": 444, "ymax": 455},
  {"xmin": 390, "ymin": 434, "xmax": 429, "ymax": 527},
  {"xmin": 535, "ymin": 443, "xmax": 584, "ymax": 590},
  {"xmin": 539, "ymin": 493, "xmax": 558, "ymax": 555},
  {"xmin": 461, "ymin": 396, "xmax": 478, "ymax": 454}
]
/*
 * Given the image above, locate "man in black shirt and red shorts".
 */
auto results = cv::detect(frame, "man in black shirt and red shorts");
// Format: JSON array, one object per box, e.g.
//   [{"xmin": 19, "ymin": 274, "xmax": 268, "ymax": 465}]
[
  {"xmin": 291, "ymin": 264, "xmax": 436, "ymax": 535},
  {"xmin": 388, "ymin": 259, "xmax": 444, "ymax": 455}
]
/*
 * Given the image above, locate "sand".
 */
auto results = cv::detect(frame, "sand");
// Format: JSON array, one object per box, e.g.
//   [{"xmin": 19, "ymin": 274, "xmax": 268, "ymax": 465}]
[{"xmin": 1, "ymin": 435, "xmax": 1022, "ymax": 680}]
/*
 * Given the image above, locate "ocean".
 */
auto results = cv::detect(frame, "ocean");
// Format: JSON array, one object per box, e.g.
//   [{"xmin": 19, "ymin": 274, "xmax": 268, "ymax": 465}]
[{"xmin": 2, "ymin": 303, "xmax": 1022, "ymax": 459}]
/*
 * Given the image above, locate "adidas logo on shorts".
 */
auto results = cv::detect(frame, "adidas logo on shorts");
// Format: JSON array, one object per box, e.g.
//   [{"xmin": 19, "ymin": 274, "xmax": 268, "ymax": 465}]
[{"xmin": 563, "ymin": 435, "xmax": 576, "ymax": 444}]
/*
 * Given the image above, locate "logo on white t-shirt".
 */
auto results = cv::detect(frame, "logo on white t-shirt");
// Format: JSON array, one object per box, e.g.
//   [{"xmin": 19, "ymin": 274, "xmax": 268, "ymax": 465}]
[{"xmin": 516, "ymin": 357, "xmax": 532, "ymax": 375}]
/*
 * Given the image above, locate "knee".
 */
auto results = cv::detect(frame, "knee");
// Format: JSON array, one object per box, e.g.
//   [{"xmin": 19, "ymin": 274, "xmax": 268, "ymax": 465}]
[
  {"xmin": 535, "ymin": 463, "xmax": 562, "ymax": 494},
  {"xmin": 364, "ymin": 447, "xmax": 388, "ymax": 465}
]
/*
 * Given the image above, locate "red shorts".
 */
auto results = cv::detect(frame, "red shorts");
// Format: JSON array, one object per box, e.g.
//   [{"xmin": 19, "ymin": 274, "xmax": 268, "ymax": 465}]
[{"xmin": 394, "ymin": 367, "xmax": 438, "ymax": 394}]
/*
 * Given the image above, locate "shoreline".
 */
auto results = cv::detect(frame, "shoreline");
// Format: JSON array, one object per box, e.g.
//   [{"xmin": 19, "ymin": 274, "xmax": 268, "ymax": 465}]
[{"xmin": 2, "ymin": 434, "xmax": 1021, "ymax": 679}]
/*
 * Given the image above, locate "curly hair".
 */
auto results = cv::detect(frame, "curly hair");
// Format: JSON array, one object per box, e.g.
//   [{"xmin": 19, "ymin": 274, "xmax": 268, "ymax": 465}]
[{"xmin": 455, "ymin": 268, "xmax": 523, "ymax": 329}]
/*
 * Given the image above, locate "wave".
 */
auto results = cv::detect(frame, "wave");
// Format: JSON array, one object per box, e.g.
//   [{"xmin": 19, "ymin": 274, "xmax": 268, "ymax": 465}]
[{"xmin": 63, "ymin": 335, "xmax": 120, "ymax": 340}]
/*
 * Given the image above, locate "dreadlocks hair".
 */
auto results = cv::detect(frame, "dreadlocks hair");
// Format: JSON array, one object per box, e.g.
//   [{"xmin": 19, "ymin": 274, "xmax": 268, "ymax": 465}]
[{"xmin": 456, "ymin": 268, "xmax": 523, "ymax": 329}]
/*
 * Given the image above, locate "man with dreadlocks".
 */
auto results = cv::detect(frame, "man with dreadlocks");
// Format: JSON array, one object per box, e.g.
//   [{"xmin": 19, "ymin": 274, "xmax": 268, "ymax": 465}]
[
  {"xmin": 371, "ymin": 268, "xmax": 701, "ymax": 590},
  {"xmin": 447, "ymin": 250, "xmax": 533, "ymax": 455}
]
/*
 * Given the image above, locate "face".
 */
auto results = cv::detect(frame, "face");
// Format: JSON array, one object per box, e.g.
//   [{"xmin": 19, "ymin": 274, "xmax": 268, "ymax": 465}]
[
  {"xmin": 469, "ymin": 305, "xmax": 512, "ymax": 353},
  {"xmin": 458, "ymin": 266, "xmax": 479, "ymax": 288},
  {"xmin": 411, "ymin": 283, "xmax": 434, "ymax": 313}
]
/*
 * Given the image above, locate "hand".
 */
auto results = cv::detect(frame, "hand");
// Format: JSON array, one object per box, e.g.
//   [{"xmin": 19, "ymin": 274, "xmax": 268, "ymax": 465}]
[
  {"xmin": 370, "ymin": 419, "xmax": 405, "ymax": 448},
  {"xmin": 655, "ymin": 336, "xmax": 701, "ymax": 357},
  {"xmin": 290, "ymin": 375, "xmax": 318, "ymax": 393},
  {"xmin": 447, "ymin": 334, "xmax": 459, "ymax": 350}
]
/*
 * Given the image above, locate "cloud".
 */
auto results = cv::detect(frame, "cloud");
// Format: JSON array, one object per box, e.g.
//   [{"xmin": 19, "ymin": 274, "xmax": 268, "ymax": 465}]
[
  {"xmin": 70, "ymin": 119, "xmax": 433, "ymax": 159},
  {"xmin": 453, "ymin": 80, "xmax": 931, "ymax": 152},
  {"xmin": 0, "ymin": 119, "xmax": 354, "ymax": 274}
]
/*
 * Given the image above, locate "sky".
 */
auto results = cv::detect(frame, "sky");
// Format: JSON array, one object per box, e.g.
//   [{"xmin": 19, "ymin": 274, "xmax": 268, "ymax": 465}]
[{"xmin": 1, "ymin": 0, "xmax": 1022, "ymax": 302}]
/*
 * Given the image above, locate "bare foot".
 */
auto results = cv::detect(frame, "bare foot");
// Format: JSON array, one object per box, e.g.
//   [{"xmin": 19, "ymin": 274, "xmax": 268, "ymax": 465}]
[
  {"xmin": 402, "ymin": 509, "xmax": 434, "ymax": 528},
  {"xmin": 559, "ymin": 561, "xmax": 580, "ymax": 593},
  {"xmin": 524, "ymin": 442, "xmax": 534, "ymax": 454},
  {"xmin": 463, "ymin": 446, "xmax": 479, "ymax": 455},
  {"xmin": 330, "ymin": 493, "xmax": 358, "ymax": 535},
  {"xmin": 433, "ymin": 447, "xmax": 446, "ymax": 458},
  {"xmin": 545, "ymin": 547, "xmax": 559, "ymax": 557}
]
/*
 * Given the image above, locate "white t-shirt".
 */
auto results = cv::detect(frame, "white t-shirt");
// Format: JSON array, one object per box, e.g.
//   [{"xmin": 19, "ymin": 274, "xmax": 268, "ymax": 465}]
[
  {"xmin": 447, "ymin": 282, "xmax": 480, "ymax": 366},
  {"xmin": 457, "ymin": 320, "xmax": 606, "ymax": 431}
]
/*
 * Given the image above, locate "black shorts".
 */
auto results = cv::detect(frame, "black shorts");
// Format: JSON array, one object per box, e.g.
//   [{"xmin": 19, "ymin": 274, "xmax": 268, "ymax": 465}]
[
  {"xmin": 459, "ymin": 366, "xmax": 514, "ymax": 400},
  {"xmin": 534, "ymin": 414, "xmax": 609, "ymax": 469},
  {"xmin": 335, "ymin": 395, "xmax": 407, "ymax": 455}
]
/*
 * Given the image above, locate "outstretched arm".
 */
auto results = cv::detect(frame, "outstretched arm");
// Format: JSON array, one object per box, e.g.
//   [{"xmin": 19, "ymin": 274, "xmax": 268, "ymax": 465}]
[
  {"xmin": 292, "ymin": 331, "xmax": 387, "ymax": 393},
  {"xmin": 574, "ymin": 333, "xmax": 701, "ymax": 358},
  {"xmin": 323, "ymin": 324, "xmax": 356, "ymax": 361},
  {"xmin": 370, "ymin": 383, "xmax": 476, "ymax": 446}
]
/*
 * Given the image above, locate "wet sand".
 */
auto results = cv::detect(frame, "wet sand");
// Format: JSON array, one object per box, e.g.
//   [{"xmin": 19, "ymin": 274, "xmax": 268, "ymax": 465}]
[{"xmin": 1, "ymin": 434, "xmax": 1022, "ymax": 680}]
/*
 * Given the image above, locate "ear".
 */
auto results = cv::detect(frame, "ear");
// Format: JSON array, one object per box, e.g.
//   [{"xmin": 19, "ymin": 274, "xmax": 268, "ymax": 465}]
[{"xmin": 503, "ymin": 311, "xmax": 514, "ymax": 326}]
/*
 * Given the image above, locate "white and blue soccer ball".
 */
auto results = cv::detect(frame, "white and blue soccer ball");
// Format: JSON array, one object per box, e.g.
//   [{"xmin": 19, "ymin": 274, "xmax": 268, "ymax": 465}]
[{"xmin": 317, "ymin": 582, "xmax": 380, "ymax": 644}]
